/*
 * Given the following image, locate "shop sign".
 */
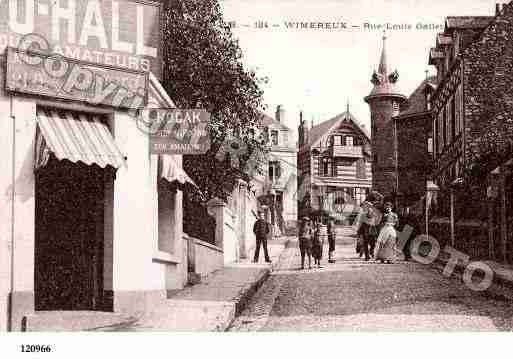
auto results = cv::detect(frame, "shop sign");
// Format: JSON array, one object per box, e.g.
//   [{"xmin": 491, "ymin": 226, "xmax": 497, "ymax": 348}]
[
  {"xmin": 147, "ymin": 109, "xmax": 211, "ymax": 155},
  {"xmin": 0, "ymin": 0, "xmax": 162, "ymax": 79},
  {"xmin": 6, "ymin": 47, "xmax": 148, "ymax": 109}
]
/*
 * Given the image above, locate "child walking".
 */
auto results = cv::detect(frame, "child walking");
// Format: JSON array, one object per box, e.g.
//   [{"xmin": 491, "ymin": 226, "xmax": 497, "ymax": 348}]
[
  {"xmin": 299, "ymin": 217, "xmax": 313, "ymax": 270},
  {"xmin": 311, "ymin": 221, "xmax": 324, "ymax": 268}
]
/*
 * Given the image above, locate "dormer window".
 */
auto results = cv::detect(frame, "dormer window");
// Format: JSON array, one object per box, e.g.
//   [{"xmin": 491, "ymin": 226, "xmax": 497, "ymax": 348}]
[
  {"xmin": 333, "ymin": 135, "xmax": 342, "ymax": 146},
  {"xmin": 345, "ymin": 136, "xmax": 353, "ymax": 147}
]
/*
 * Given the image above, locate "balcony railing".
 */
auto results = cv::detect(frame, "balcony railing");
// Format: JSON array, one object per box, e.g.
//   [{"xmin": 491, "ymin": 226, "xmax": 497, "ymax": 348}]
[{"xmin": 329, "ymin": 145, "xmax": 363, "ymax": 158}]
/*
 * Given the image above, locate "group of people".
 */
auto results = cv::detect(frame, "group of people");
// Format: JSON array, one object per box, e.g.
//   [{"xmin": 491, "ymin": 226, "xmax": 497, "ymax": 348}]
[
  {"xmin": 253, "ymin": 198, "xmax": 413, "ymax": 267},
  {"xmin": 298, "ymin": 216, "xmax": 336, "ymax": 270},
  {"xmin": 357, "ymin": 200, "xmax": 400, "ymax": 264}
]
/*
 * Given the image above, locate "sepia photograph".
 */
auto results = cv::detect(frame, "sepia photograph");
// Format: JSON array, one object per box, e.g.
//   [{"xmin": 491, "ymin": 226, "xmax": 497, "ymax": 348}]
[{"xmin": 0, "ymin": 0, "xmax": 512, "ymax": 357}]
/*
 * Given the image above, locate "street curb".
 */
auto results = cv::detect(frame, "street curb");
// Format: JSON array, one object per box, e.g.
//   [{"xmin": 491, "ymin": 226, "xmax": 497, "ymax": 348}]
[
  {"xmin": 232, "ymin": 268, "xmax": 271, "ymax": 318},
  {"xmin": 224, "ymin": 237, "xmax": 292, "ymax": 331}
]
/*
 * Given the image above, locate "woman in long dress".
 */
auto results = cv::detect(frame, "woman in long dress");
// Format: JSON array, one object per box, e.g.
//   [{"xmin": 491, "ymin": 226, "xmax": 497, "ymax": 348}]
[{"xmin": 374, "ymin": 202, "xmax": 399, "ymax": 264}]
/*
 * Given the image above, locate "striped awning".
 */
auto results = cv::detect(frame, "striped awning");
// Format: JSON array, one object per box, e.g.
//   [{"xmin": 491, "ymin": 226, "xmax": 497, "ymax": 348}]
[
  {"xmin": 35, "ymin": 108, "xmax": 126, "ymax": 170},
  {"xmin": 159, "ymin": 155, "xmax": 198, "ymax": 189}
]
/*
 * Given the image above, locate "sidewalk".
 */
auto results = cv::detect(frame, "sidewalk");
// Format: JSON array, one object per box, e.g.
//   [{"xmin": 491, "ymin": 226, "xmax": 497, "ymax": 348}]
[{"xmin": 95, "ymin": 236, "xmax": 293, "ymax": 332}]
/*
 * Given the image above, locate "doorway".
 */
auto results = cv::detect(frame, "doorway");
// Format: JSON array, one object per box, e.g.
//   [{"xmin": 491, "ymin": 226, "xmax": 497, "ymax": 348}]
[{"xmin": 35, "ymin": 158, "xmax": 107, "ymax": 311}]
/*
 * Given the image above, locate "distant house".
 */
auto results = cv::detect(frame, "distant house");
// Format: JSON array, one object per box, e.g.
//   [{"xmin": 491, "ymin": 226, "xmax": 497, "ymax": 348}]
[
  {"xmin": 297, "ymin": 105, "xmax": 372, "ymax": 222},
  {"xmin": 253, "ymin": 106, "xmax": 298, "ymax": 234}
]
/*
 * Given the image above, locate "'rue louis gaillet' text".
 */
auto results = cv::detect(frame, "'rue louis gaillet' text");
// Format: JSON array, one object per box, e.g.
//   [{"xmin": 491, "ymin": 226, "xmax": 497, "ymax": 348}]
[{"xmin": 363, "ymin": 22, "xmax": 444, "ymax": 30}]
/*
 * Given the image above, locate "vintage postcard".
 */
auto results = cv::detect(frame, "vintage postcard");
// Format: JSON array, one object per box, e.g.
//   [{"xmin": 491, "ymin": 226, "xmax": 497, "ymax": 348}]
[{"xmin": 0, "ymin": 0, "xmax": 512, "ymax": 357}]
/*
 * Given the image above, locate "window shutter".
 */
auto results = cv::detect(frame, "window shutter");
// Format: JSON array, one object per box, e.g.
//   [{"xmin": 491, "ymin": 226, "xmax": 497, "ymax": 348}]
[{"xmin": 356, "ymin": 159, "xmax": 366, "ymax": 179}]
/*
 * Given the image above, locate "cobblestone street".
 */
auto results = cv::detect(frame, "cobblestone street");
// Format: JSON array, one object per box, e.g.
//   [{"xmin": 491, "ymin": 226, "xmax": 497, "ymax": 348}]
[{"xmin": 229, "ymin": 228, "xmax": 513, "ymax": 331}]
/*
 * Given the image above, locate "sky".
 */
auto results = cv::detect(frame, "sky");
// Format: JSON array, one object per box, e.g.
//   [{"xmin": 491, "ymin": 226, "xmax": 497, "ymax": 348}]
[{"xmin": 220, "ymin": 0, "xmax": 497, "ymax": 138}]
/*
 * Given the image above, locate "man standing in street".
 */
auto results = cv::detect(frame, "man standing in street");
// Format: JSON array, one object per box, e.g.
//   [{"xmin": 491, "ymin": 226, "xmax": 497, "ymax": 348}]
[
  {"xmin": 357, "ymin": 196, "xmax": 380, "ymax": 261},
  {"xmin": 253, "ymin": 211, "xmax": 271, "ymax": 263}
]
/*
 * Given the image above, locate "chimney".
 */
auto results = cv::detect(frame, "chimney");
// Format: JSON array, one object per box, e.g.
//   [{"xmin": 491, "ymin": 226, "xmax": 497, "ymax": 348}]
[
  {"xmin": 496, "ymin": 3, "xmax": 503, "ymax": 15},
  {"xmin": 275, "ymin": 105, "xmax": 285, "ymax": 122}
]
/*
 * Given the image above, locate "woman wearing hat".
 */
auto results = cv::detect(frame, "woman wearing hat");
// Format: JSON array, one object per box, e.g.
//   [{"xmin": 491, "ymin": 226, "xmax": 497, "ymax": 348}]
[
  {"xmin": 374, "ymin": 202, "xmax": 399, "ymax": 264},
  {"xmin": 298, "ymin": 217, "xmax": 313, "ymax": 270}
]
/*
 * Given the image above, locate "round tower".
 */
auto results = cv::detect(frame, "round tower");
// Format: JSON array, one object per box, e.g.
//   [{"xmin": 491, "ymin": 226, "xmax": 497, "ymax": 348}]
[{"xmin": 364, "ymin": 34, "xmax": 407, "ymax": 200}]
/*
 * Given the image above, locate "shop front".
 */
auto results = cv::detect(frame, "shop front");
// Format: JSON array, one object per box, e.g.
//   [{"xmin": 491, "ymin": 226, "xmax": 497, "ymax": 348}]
[
  {"xmin": 0, "ymin": 61, "xmax": 199, "ymax": 330},
  {"xmin": 0, "ymin": 0, "xmax": 206, "ymax": 332}
]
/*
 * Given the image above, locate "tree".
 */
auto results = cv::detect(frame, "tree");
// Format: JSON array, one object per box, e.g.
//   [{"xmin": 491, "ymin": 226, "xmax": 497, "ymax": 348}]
[{"xmin": 161, "ymin": 0, "xmax": 269, "ymax": 202}]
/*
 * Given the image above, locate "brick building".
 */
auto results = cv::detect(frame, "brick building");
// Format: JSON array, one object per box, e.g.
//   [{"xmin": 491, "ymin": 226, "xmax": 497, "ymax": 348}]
[
  {"xmin": 394, "ymin": 76, "xmax": 437, "ymax": 213},
  {"xmin": 364, "ymin": 35, "xmax": 408, "ymax": 202},
  {"xmin": 428, "ymin": 3, "xmax": 513, "ymax": 262},
  {"xmin": 297, "ymin": 105, "xmax": 372, "ymax": 222}
]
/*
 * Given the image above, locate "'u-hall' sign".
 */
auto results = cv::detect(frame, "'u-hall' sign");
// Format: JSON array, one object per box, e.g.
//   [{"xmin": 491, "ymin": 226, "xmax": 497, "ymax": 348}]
[{"xmin": 0, "ymin": 0, "xmax": 162, "ymax": 79}]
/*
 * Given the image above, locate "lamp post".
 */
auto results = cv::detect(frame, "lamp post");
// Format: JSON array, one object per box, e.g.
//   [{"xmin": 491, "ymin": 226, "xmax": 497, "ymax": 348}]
[{"xmin": 426, "ymin": 180, "xmax": 440, "ymax": 238}]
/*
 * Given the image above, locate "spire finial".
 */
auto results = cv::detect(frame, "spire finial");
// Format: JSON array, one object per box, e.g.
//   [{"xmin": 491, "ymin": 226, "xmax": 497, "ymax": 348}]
[
  {"xmin": 425, "ymin": 69, "xmax": 429, "ymax": 80},
  {"xmin": 378, "ymin": 32, "xmax": 388, "ymax": 76},
  {"xmin": 346, "ymin": 99, "xmax": 350, "ymax": 113}
]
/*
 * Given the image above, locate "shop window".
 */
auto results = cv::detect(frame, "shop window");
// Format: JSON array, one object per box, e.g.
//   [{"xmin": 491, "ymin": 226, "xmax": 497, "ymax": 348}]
[{"xmin": 158, "ymin": 180, "xmax": 176, "ymax": 254}]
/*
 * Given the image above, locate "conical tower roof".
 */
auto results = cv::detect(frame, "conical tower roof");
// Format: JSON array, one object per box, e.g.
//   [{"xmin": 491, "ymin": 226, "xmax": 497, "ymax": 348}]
[
  {"xmin": 365, "ymin": 34, "xmax": 406, "ymax": 102},
  {"xmin": 378, "ymin": 35, "xmax": 388, "ymax": 76}
]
